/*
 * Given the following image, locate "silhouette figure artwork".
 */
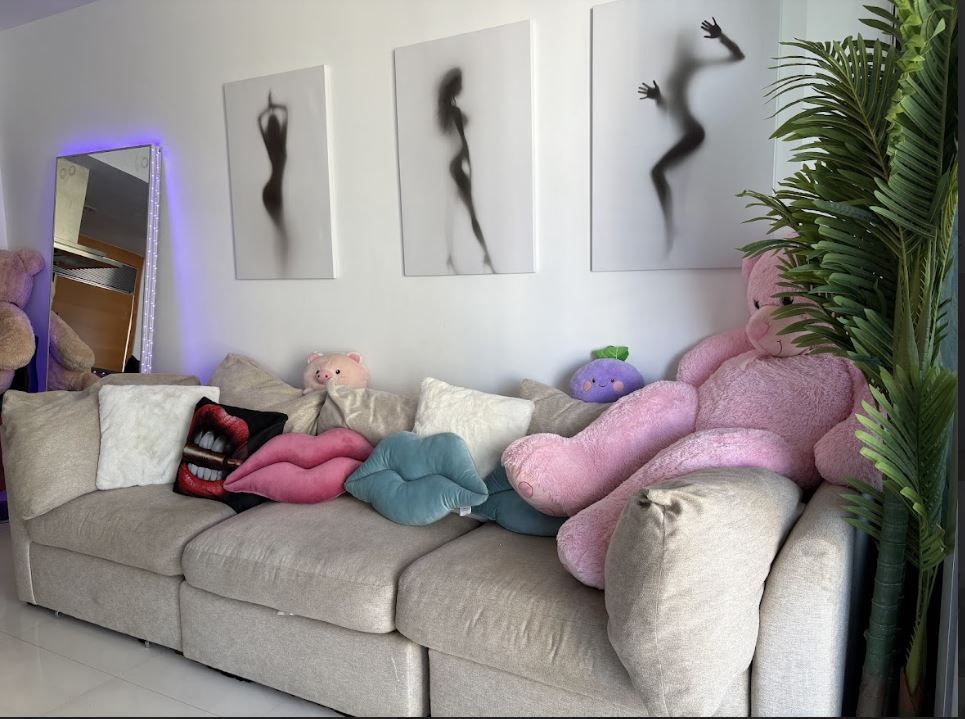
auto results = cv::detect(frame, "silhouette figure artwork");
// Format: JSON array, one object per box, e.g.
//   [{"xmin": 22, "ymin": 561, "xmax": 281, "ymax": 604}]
[
  {"xmin": 637, "ymin": 17, "xmax": 744, "ymax": 251},
  {"xmin": 258, "ymin": 91, "xmax": 289, "ymax": 253},
  {"xmin": 437, "ymin": 67, "xmax": 494, "ymax": 274}
]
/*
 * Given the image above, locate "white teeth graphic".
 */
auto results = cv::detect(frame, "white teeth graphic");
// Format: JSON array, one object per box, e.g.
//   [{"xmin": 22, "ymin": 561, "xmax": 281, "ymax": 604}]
[
  {"xmin": 188, "ymin": 463, "xmax": 200, "ymax": 475},
  {"xmin": 193, "ymin": 432, "xmax": 205, "ymax": 445},
  {"xmin": 211, "ymin": 437, "xmax": 226, "ymax": 453},
  {"xmin": 199, "ymin": 432, "xmax": 215, "ymax": 450},
  {"xmin": 213, "ymin": 470, "xmax": 224, "ymax": 482}
]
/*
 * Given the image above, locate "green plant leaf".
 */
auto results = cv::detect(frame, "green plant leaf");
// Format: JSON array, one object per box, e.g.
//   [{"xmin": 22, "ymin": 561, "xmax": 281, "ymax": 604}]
[{"xmin": 591, "ymin": 345, "xmax": 629, "ymax": 362}]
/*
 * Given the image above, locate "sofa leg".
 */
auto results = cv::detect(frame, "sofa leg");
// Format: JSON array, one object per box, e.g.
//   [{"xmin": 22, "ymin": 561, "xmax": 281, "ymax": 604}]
[
  {"xmin": 143, "ymin": 640, "xmax": 151, "ymax": 648},
  {"xmin": 54, "ymin": 610, "xmax": 61, "ymax": 618}
]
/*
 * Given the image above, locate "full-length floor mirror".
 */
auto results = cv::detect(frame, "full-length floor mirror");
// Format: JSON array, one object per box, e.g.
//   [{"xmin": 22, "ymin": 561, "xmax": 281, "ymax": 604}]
[{"xmin": 46, "ymin": 144, "xmax": 160, "ymax": 390}]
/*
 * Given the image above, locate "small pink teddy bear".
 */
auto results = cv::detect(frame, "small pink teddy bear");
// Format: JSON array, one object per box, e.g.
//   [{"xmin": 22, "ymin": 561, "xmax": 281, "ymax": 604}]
[
  {"xmin": 503, "ymin": 249, "xmax": 878, "ymax": 588},
  {"xmin": 302, "ymin": 352, "xmax": 370, "ymax": 395}
]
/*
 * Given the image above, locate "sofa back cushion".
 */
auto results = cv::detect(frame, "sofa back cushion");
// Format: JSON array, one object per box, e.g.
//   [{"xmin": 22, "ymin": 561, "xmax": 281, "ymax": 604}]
[
  {"xmin": 210, "ymin": 353, "xmax": 322, "ymax": 434},
  {"xmin": 519, "ymin": 379, "xmax": 608, "ymax": 436},
  {"xmin": 0, "ymin": 374, "xmax": 199, "ymax": 520},
  {"xmin": 316, "ymin": 382, "xmax": 417, "ymax": 445},
  {"xmin": 604, "ymin": 467, "xmax": 801, "ymax": 716},
  {"xmin": 752, "ymin": 482, "xmax": 857, "ymax": 717}
]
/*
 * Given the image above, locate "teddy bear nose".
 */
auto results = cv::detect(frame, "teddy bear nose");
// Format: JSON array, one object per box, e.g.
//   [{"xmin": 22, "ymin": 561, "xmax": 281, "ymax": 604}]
[{"xmin": 747, "ymin": 317, "xmax": 770, "ymax": 341}]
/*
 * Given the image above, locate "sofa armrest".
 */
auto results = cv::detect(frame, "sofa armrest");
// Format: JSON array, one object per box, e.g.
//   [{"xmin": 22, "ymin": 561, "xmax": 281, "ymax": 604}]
[
  {"xmin": 604, "ymin": 468, "xmax": 801, "ymax": 716},
  {"xmin": 752, "ymin": 482, "xmax": 856, "ymax": 717},
  {"xmin": 1, "ymin": 373, "xmax": 200, "ymax": 602}
]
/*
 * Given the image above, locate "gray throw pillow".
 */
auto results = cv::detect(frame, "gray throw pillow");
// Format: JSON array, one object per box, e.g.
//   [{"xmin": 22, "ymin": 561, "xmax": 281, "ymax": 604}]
[
  {"xmin": 316, "ymin": 382, "xmax": 417, "ymax": 445},
  {"xmin": 519, "ymin": 379, "xmax": 609, "ymax": 436},
  {"xmin": 604, "ymin": 467, "xmax": 802, "ymax": 717},
  {"xmin": 210, "ymin": 353, "xmax": 323, "ymax": 434},
  {"xmin": 1, "ymin": 373, "xmax": 199, "ymax": 520}
]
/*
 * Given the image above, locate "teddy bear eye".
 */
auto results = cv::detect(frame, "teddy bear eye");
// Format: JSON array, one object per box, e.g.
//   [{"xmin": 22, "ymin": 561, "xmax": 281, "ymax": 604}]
[
  {"xmin": 335, "ymin": 369, "xmax": 341, "ymax": 374},
  {"xmin": 782, "ymin": 296, "xmax": 793, "ymax": 306},
  {"xmin": 753, "ymin": 300, "xmax": 760, "ymax": 309}
]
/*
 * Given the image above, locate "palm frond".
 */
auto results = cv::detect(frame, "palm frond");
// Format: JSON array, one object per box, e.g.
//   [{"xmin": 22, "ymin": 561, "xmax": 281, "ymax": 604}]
[{"xmin": 738, "ymin": 2, "xmax": 957, "ymax": 710}]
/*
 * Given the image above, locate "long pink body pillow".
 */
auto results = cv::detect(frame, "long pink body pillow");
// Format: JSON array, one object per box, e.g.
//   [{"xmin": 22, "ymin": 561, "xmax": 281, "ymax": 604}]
[{"xmin": 224, "ymin": 428, "xmax": 374, "ymax": 503}]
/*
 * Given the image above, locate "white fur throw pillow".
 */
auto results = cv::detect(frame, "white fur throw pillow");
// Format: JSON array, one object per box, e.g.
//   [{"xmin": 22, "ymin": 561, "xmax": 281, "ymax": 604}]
[
  {"xmin": 96, "ymin": 385, "xmax": 220, "ymax": 490},
  {"xmin": 413, "ymin": 377, "xmax": 534, "ymax": 477}
]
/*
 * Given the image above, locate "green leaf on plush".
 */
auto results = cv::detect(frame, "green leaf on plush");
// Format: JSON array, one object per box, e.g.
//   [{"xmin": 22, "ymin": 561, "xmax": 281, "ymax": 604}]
[{"xmin": 592, "ymin": 345, "xmax": 630, "ymax": 362}]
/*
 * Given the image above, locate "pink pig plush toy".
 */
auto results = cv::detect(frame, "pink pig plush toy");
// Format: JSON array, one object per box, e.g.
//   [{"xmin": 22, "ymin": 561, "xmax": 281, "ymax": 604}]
[
  {"xmin": 502, "ymin": 249, "xmax": 878, "ymax": 588},
  {"xmin": 302, "ymin": 352, "xmax": 370, "ymax": 394}
]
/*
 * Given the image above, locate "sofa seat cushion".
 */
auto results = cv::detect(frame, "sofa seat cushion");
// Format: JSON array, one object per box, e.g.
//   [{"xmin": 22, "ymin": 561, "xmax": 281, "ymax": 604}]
[
  {"xmin": 182, "ymin": 496, "xmax": 478, "ymax": 634},
  {"xmin": 395, "ymin": 524, "xmax": 649, "ymax": 709},
  {"xmin": 26, "ymin": 485, "xmax": 235, "ymax": 576}
]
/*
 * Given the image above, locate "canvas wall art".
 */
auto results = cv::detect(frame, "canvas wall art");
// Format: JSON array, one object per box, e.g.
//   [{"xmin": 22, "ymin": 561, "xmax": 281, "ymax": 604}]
[
  {"xmin": 394, "ymin": 21, "xmax": 534, "ymax": 276},
  {"xmin": 224, "ymin": 65, "xmax": 335, "ymax": 279},
  {"xmin": 591, "ymin": 0, "xmax": 780, "ymax": 271}
]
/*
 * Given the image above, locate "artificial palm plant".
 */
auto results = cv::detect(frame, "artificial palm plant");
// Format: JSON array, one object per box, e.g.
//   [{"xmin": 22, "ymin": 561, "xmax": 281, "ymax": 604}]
[{"xmin": 737, "ymin": 1, "xmax": 957, "ymax": 715}]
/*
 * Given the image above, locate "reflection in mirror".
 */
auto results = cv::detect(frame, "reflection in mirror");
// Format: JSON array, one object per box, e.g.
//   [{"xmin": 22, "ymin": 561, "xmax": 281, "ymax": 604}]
[{"xmin": 48, "ymin": 145, "xmax": 159, "ymax": 390}]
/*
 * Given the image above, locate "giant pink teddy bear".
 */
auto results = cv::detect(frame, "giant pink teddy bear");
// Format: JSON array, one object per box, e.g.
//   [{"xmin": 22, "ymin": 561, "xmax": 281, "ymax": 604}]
[{"xmin": 502, "ymin": 250, "xmax": 877, "ymax": 589}]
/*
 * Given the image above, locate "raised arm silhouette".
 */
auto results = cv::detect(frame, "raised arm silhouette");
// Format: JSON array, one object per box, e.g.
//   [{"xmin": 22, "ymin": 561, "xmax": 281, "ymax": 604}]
[{"xmin": 638, "ymin": 17, "xmax": 744, "ymax": 252}]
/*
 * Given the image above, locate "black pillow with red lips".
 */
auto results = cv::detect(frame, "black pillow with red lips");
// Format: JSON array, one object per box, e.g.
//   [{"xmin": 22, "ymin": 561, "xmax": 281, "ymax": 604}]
[{"xmin": 174, "ymin": 398, "xmax": 288, "ymax": 512}]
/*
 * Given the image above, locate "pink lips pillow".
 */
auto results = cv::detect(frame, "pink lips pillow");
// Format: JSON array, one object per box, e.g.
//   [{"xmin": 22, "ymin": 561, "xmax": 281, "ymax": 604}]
[{"xmin": 223, "ymin": 428, "xmax": 374, "ymax": 503}]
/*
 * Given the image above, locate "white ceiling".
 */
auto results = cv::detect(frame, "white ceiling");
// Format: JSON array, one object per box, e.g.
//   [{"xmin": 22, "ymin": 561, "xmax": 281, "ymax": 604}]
[{"xmin": 0, "ymin": 0, "xmax": 97, "ymax": 32}]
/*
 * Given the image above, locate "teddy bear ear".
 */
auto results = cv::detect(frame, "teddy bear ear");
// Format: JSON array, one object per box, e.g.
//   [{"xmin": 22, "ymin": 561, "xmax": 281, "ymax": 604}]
[
  {"xmin": 347, "ymin": 352, "xmax": 362, "ymax": 364},
  {"xmin": 16, "ymin": 249, "xmax": 45, "ymax": 276},
  {"xmin": 740, "ymin": 254, "xmax": 762, "ymax": 281},
  {"xmin": 307, "ymin": 352, "xmax": 322, "ymax": 364}
]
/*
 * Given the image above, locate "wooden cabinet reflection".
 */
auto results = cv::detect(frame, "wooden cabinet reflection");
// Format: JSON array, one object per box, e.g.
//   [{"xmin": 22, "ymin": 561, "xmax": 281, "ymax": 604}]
[{"xmin": 51, "ymin": 235, "xmax": 143, "ymax": 373}]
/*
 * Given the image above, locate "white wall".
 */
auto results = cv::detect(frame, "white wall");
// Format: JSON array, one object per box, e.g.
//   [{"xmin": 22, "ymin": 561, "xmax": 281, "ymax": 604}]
[
  {"xmin": 0, "ymin": 161, "xmax": 7, "ymax": 251},
  {"xmin": 0, "ymin": 0, "xmax": 871, "ymax": 395}
]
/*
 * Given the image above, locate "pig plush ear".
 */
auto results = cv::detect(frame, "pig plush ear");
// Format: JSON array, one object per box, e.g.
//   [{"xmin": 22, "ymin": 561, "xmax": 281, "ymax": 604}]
[
  {"xmin": 307, "ymin": 352, "xmax": 323, "ymax": 364},
  {"xmin": 347, "ymin": 352, "xmax": 363, "ymax": 364},
  {"xmin": 741, "ymin": 254, "xmax": 762, "ymax": 281}
]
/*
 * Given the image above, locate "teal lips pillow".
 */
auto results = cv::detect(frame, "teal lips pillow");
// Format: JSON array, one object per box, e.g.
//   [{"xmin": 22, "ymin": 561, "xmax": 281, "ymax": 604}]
[
  {"xmin": 472, "ymin": 465, "xmax": 566, "ymax": 537},
  {"xmin": 345, "ymin": 432, "xmax": 488, "ymax": 526}
]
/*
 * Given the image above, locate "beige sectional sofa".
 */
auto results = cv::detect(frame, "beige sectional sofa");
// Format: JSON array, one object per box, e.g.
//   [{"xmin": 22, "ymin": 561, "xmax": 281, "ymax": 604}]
[{"xmin": 1, "ymin": 375, "xmax": 861, "ymax": 717}]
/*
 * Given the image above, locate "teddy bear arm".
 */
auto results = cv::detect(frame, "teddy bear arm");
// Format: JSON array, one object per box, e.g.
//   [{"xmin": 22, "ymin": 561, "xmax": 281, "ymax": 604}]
[
  {"xmin": 675, "ymin": 327, "xmax": 753, "ymax": 387},
  {"xmin": 814, "ymin": 365, "xmax": 880, "ymax": 488},
  {"xmin": 0, "ymin": 303, "xmax": 37, "ymax": 371},
  {"xmin": 48, "ymin": 312, "xmax": 95, "ymax": 371}
]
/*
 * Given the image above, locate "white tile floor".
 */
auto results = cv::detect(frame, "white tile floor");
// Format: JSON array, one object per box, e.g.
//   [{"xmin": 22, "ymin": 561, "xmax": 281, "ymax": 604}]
[{"xmin": 0, "ymin": 523, "xmax": 341, "ymax": 717}]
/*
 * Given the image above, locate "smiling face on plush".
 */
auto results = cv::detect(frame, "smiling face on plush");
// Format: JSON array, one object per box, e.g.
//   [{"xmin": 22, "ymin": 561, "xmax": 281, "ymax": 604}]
[
  {"xmin": 302, "ymin": 352, "xmax": 370, "ymax": 394},
  {"xmin": 742, "ymin": 250, "xmax": 809, "ymax": 358},
  {"xmin": 569, "ymin": 358, "xmax": 646, "ymax": 403}
]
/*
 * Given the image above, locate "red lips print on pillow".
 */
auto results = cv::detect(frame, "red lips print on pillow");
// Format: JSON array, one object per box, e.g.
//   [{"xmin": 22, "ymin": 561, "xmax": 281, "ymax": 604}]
[{"xmin": 174, "ymin": 398, "xmax": 288, "ymax": 512}]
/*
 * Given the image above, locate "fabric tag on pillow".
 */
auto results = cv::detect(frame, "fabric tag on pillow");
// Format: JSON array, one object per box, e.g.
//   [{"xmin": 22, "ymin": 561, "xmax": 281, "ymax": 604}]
[
  {"xmin": 173, "ymin": 398, "xmax": 288, "ymax": 512},
  {"xmin": 412, "ymin": 377, "xmax": 534, "ymax": 477},
  {"xmin": 95, "ymin": 385, "xmax": 220, "ymax": 491}
]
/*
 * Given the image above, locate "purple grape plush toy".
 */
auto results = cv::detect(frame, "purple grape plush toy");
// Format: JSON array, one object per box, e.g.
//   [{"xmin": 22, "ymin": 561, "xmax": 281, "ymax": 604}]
[{"xmin": 569, "ymin": 346, "xmax": 645, "ymax": 403}]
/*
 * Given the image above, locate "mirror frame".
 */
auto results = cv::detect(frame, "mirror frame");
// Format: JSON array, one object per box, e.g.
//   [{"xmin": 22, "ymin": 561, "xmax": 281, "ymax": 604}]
[{"xmin": 44, "ymin": 143, "xmax": 161, "ymax": 388}]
